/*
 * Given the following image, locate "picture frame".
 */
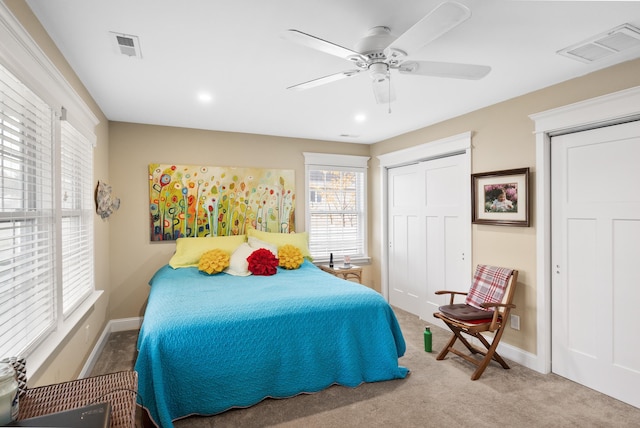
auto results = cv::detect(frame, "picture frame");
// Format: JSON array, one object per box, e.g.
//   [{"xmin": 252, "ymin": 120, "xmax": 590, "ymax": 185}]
[{"xmin": 471, "ymin": 167, "xmax": 529, "ymax": 227}]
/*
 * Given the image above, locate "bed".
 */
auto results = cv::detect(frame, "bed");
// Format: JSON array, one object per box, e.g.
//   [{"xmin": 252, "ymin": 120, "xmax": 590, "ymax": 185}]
[{"xmin": 134, "ymin": 260, "xmax": 409, "ymax": 427}]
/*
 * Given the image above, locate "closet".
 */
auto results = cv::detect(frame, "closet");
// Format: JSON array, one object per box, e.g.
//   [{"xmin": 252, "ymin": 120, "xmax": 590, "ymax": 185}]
[{"xmin": 385, "ymin": 146, "xmax": 471, "ymax": 321}]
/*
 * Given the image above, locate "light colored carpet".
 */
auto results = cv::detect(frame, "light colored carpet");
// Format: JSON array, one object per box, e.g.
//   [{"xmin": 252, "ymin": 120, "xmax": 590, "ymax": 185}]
[{"xmin": 92, "ymin": 308, "xmax": 640, "ymax": 427}]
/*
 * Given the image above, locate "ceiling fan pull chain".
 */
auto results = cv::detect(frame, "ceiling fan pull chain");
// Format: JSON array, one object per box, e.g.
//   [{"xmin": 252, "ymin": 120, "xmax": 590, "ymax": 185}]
[{"xmin": 388, "ymin": 72, "xmax": 392, "ymax": 114}]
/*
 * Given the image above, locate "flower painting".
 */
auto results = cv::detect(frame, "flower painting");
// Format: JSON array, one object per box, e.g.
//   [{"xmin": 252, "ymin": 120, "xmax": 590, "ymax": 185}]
[{"xmin": 149, "ymin": 164, "xmax": 295, "ymax": 241}]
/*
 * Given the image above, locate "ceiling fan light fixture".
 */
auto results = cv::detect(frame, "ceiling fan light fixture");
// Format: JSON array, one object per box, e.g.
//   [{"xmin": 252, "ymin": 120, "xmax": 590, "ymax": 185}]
[{"xmin": 369, "ymin": 62, "xmax": 389, "ymax": 80}]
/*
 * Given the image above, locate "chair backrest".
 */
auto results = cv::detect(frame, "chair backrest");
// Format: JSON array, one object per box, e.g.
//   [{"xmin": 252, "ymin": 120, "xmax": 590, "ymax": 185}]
[{"xmin": 465, "ymin": 265, "xmax": 517, "ymax": 314}]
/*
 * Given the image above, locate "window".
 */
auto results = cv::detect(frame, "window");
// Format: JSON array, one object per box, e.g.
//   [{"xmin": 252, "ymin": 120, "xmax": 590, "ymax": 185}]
[
  {"xmin": 304, "ymin": 152, "xmax": 370, "ymax": 262},
  {"xmin": 0, "ymin": 63, "xmax": 95, "ymax": 361},
  {"xmin": 60, "ymin": 120, "xmax": 94, "ymax": 315},
  {"xmin": 0, "ymin": 64, "xmax": 56, "ymax": 357}
]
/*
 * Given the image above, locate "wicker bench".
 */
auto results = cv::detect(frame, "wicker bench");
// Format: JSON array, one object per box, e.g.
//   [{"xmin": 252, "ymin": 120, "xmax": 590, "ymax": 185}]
[{"xmin": 1, "ymin": 358, "xmax": 137, "ymax": 428}]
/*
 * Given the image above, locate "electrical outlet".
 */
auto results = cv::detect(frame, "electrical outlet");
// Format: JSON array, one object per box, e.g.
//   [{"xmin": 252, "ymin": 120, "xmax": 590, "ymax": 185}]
[{"xmin": 510, "ymin": 314, "xmax": 520, "ymax": 331}]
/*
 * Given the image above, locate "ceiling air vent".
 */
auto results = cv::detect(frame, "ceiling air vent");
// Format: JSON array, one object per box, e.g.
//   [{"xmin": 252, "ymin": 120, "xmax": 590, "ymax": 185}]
[
  {"xmin": 557, "ymin": 23, "xmax": 640, "ymax": 63},
  {"xmin": 110, "ymin": 31, "xmax": 143, "ymax": 58}
]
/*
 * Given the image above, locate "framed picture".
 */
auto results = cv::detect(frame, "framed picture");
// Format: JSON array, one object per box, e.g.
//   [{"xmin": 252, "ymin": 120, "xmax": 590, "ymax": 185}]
[{"xmin": 471, "ymin": 167, "xmax": 529, "ymax": 226}]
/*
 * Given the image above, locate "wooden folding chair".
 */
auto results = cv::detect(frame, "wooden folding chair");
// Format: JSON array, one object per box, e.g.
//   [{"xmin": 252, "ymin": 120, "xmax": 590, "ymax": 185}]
[{"xmin": 433, "ymin": 265, "xmax": 518, "ymax": 380}]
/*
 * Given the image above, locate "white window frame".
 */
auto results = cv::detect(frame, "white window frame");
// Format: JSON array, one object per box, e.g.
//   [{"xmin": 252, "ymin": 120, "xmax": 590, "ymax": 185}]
[
  {"xmin": 0, "ymin": 3, "xmax": 100, "ymax": 377},
  {"xmin": 60, "ymin": 119, "xmax": 95, "ymax": 317},
  {"xmin": 303, "ymin": 152, "xmax": 370, "ymax": 265}
]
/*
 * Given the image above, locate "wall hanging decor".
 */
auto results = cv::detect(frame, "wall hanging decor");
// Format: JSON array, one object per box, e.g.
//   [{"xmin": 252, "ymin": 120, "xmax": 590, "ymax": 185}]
[
  {"xmin": 95, "ymin": 180, "xmax": 120, "ymax": 220},
  {"xmin": 148, "ymin": 164, "xmax": 295, "ymax": 241},
  {"xmin": 471, "ymin": 167, "xmax": 529, "ymax": 226}
]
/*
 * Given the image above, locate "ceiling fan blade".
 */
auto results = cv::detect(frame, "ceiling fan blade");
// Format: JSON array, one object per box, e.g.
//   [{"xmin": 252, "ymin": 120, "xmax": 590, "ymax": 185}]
[
  {"xmin": 283, "ymin": 29, "xmax": 368, "ymax": 64},
  {"xmin": 372, "ymin": 76, "xmax": 396, "ymax": 104},
  {"xmin": 386, "ymin": 1, "xmax": 471, "ymax": 56},
  {"xmin": 287, "ymin": 69, "xmax": 362, "ymax": 90},
  {"xmin": 398, "ymin": 61, "xmax": 491, "ymax": 80}
]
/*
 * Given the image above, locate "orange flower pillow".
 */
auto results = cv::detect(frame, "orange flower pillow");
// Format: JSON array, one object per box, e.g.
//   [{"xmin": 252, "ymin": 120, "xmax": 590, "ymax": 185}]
[
  {"xmin": 198, "ymin": 249, "xmax": 230, "ymax": 275},
  {"xmin": 278, "ymin": 244, "xmax": 304, "ymax": 270}
]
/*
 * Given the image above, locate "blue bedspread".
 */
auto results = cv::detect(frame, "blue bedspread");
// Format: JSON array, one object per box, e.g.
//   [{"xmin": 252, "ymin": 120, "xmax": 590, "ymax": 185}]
[{"xmin": 135, "ymin": 261, "xmax": 408, "ymax": 427}]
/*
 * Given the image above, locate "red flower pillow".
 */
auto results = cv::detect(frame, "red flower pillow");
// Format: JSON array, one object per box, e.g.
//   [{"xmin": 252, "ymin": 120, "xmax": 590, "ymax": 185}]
[{"xmin": 247, "ymin": 248, "xmax": 279, "ymax": 276}]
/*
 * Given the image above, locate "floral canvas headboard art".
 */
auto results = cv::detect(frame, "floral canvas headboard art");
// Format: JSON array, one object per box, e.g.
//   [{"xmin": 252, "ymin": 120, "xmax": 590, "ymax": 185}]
[{"xmin": 149, "ymin": 164, "xmax": 295, "ymax": 241}]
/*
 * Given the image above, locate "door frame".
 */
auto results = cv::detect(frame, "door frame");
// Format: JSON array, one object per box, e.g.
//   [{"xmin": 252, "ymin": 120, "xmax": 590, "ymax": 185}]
[
  {"xmin": 377, "ymin": 132, "xmax": 472, "ymax": 302},
  {"xmin": 530, "ymin": 85, "xmax": 640, "ymax": 374}
]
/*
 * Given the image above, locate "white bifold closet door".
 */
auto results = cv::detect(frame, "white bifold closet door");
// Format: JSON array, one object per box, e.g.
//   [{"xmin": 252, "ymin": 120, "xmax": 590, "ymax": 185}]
[
  {"xmin": 551, "ymin": 120, "xmax": 640, "ymax": 409},
  {"xmin": 388, "ymin": 154, "xmax": 469, "ymax": 321}
]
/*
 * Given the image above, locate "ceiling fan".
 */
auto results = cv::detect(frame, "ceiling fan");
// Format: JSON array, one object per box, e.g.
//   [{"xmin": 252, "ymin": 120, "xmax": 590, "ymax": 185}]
[{"xmin": 283, "ymin": 1, "xmax": 490, "ymax": 104}]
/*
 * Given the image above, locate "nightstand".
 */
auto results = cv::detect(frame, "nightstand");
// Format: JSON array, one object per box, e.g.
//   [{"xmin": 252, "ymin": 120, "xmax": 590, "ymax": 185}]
[{"xmin": 319, "ymin": 264, "xmax": 363, "ymax": 283}]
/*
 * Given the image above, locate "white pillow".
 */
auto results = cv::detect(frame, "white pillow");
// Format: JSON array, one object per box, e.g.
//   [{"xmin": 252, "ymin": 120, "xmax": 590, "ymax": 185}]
[
  {"xmin": 224, "ymin": 243, "xmax": 254, "ymax": 276},
  {"xmin": 248, "ymin": 236, "xmax": 278, "ymax": 257}
]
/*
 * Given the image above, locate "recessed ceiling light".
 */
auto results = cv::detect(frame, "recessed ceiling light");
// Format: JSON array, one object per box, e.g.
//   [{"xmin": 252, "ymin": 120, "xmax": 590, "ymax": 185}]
[
  {"xmin": 354, "ymin": 113, "xmax": 366, "ymax": 122},
  {"xmin": 197, "ymin": 92, "xmax": 213, "ymax": 103}
]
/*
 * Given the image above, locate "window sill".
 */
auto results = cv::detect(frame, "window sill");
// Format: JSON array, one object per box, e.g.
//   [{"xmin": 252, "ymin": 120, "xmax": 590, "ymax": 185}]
[
  {"xmin": 26, "ymin": 290, "xmax": 104, "ymax": 381},
  {"xmin": 313, "ymin": 256, "xmax": 371, "ymax": 266}
]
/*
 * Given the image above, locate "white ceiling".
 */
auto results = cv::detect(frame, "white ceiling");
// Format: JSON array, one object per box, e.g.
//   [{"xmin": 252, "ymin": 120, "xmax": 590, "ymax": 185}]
[{"xmin": 25, "ymin": 0, "xmax": 640, "ymax": 144}]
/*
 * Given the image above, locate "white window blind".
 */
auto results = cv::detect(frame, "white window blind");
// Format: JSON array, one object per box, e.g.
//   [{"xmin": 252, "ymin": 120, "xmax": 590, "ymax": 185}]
[
  {"xmin": 0, "ymin": 60, "xmax": 95, "ymax": 361},
  {"xmin": 60, "ymin": 121, "xmax": 93, "ymax": 316},
  {"xmin": 304, "ymin": 153, "xmax": 369, "ymax": 261},
  {"xmin": 0, "ymin": 6, "xmax": 100, "ymax": 373},
  {"xmin": 0, "ymin": 63, "xmax": 56, "ymax": 356}
]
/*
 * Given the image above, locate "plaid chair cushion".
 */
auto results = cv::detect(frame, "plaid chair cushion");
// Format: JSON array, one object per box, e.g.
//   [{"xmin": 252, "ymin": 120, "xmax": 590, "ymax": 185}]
[{"xmin": 465, "ymin": 265, "xmax": 513, "ymax": 311}]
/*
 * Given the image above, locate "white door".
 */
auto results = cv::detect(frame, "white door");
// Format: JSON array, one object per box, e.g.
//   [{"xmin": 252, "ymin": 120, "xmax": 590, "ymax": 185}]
[
  {"xmin": 388, "ymin": 154, "xmax": 469, "ymax": 320},
  {"xmin": 551, "ymin": 120, "xmax": 640, "ymax": 408},
  {"xmin": 388, "ymin": 163, "xmax": 423, "ymax": 315}
]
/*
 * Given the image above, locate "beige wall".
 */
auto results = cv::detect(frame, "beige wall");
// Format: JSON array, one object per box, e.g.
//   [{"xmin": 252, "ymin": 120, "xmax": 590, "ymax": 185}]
[
  {"xmin": 370, "ymin": 58, "xmax": 640, "ymax": 354},
  {"xmin": 5, "ymin": 0, "xmax": 111, "ymax": 385},
  {"xmin": 107, "ymin": 123, "xmax": 370, "ymax": 319}
]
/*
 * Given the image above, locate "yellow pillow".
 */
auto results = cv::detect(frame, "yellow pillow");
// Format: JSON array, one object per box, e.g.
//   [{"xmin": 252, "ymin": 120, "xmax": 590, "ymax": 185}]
[
  {"xmin": 278, "ymin": 244, "xmax": 304, "ymax": 270},
  {"xmin": 198, "ymin": 249, "xmax": 230, "ymax": 274},
  {"xmin": 169, "ymin": 235, "xmax": 246, "ymax": 268},
  {"xmin": 247, "ymin": 228, "xmax": 311, "ymax": 259}
]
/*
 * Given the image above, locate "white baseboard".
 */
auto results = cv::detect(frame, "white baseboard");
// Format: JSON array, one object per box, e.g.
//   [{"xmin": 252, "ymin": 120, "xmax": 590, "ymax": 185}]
[
  {"xmin": 79, "ymin": 317, "xmax": 143, "ymax": 378},
  {"xmin": 495, "ymin": 340, "xmax": 543, "ymax": 373}
]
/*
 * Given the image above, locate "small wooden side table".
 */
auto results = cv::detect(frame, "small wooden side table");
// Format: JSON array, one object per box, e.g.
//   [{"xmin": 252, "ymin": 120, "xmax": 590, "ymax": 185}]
[{"xmin": 319, "ymin": 265, "xmax": 363, "ymax": 283}]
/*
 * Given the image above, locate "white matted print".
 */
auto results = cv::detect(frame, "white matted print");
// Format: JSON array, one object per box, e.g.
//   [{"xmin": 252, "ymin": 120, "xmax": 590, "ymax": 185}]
[{"xmin": 472, "ymin": 167, "xmax": 529, "ymax": 226}]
